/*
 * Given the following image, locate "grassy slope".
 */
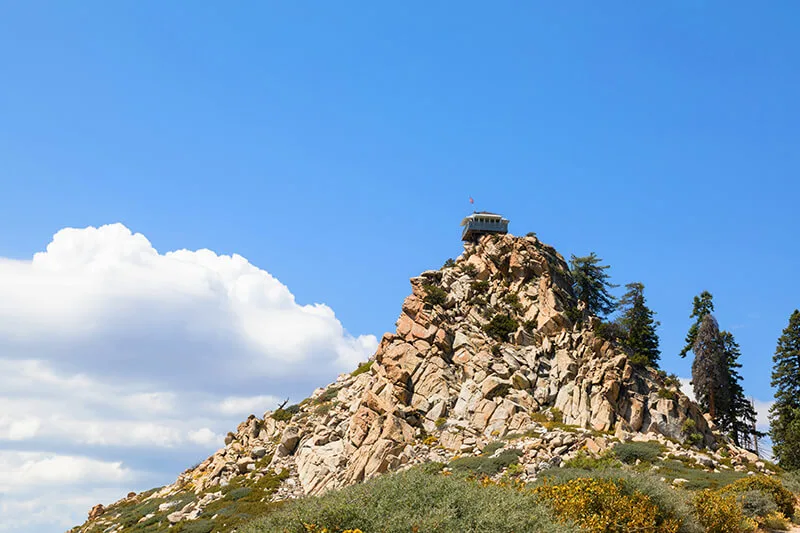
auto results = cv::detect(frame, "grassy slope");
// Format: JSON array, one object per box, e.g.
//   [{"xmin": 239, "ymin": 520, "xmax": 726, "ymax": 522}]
[
  {"xmin": 73, "ymin": 443, "xmax": 798, "ymax": 533},
  {"xmin": 241, "ymin": 467, "xmax": 576, "ymax": 533}
]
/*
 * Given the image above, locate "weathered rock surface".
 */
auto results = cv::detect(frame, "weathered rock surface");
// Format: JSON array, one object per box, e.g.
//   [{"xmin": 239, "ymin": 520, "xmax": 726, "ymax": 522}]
[
  {"xmin": 87, "ymin": 504, "xmax": 104, "ymax": 521},
  {"xmin": 73, "ymin": 233, "xmax": 762, "ymax": 532}
]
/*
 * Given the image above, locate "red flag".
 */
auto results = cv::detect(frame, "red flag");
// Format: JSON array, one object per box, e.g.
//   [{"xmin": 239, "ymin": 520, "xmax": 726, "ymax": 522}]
[{"xmin": 469, "ymin": 196, "xmax": 474, "ymax": 204}]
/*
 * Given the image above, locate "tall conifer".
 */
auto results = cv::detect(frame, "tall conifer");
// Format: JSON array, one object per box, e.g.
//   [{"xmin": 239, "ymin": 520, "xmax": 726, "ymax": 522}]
[
  {"xmin": 769, "ymin": 310, "xmax": 800, "ymax": 470},
  {"xmin": 691, "ymin": 314, "xmax": 728, "ymax": 420},
  {"xmin": 717, "ymin": 331, "xmax": 759, "ymax": 448},
  {"xmin": 617, "ymin": 282, "xmax": 661, "ymax": 367},
  {"xmin": 569, "ymin": 253, "xmax": 617, "ymax": 318},
  {"xmin": 680, "ymin": 291, "xmax": 714, "ymax": 358}
]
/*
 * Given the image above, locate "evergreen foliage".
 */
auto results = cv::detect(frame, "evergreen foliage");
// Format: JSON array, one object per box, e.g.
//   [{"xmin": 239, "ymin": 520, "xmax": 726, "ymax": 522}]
[
  {"xmin": 244, "ymin": 466, "xmax": 573, "ymax": 533},
  {"xmin": 617, "ymin": 282, "xmax": 661, "ymax": 367},
  {"xmin": 679, "ymin": 291, "xmax": 714, "ymax": 358},
  {"xmin": 483, "ymin": 313, "xmax": 519, "ymax": 341},
  {"xmin": 422, "ymin": 283, "xmax": 448, "ymax": 306},
  {"xmin": 769, "ymin": 310, "xmax": 800, "ymax": 471},
  {"xmin": 691, "ymin": 314, "xmax": 728, "ymax": 420},
  {"xmin": 569, "ymin": 253, "xmax": 617, "ymax": 317},
  {"xmin": 716, "ymin": 331, "xmax": 760, "ymax": 448},
  {"xmin": 681, "ymin": 292, "xmax": 759, "ymax": 448}
]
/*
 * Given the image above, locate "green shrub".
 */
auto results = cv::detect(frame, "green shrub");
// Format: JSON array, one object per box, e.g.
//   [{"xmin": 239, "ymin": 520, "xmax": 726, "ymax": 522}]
[
  {"xmin": 681, "ymin": 419, "xmax": 705, "ymax": 447},
  {"xmin": 613, "ymin": 441, "xmax": 663, "ymax": 464},
  {"xmin": 483, "ymin": 314, "xmax": 519, "ymax": 340},
  {"xmin": 420, "ymin": 461, "xmax": 445, "ymax": 475},
  {"xmin": 461, "ymin": 263, "xmax": 479, "ymax": 277},
  {"xmin": 593, "ymin": 321, "xmax": 626, "ymax": 342},
  {"xmin": 629, "ymin": 352, "xmax": 653, "ymax": 367},
  {"xmin": 241, "ymin": 467, "xmax": 572, "ymax": 533},
  {"xmin": 196, "ymin": 470, "xmax": 289, "ymax": 531},
  {"xmin": 449, "ymin": 449, "xmax": 523, "ymax": 478},
  {"xmin": 562, "ymin": 451, "xmax": 619, "ymax": 470},
  {"xmin": 735, "ymin": 489, "xmax": 778, "ymax": 520},
  {"xmin": 481, "ymin": 441, "xmax": 505, "ymax": 456},
  {"xmin": 761, "ymin": 511, "xmax": 790, "ymax": 530},
  {"xmin": 654, "ymin": 459, "xmax": 746, "ymax": 490},
  {"xmin": 523, "ymin": 319, "xmax": 537, "ymax": 332},
  {"xmin": 227, "ymin": 487, "xmax": 253, "ymax": 501},
  {"xmin": 534, "ymin": 477, "xmax": 682, "ymax": 533},
  {"xmin": 505, "ymin": 463, "xmax": 524, "ymax": 477},
  {"xmin": 471, "ymin": 280, "xmax": 490, "ymax": 292},
  {"xmin": 503, "ymin": 293, "xmax": 522, "ymax": 311},
  {"xmin": 692, "ymin": 489, "xmax": 753, "ymax": 533},
  {"xmin": 533, "ymin": 468, "xmax": 702, "ymax": 533},
  {"xmin": 780, "ymin": 470, "xmax": 800, "ymax": 494},
  {"xmin": 423, "ymin": 283, "xmax": 448, "ymax": 306},
  {"xmin": 687, "ymin": 433, "xmax": 704, "ymax": 446},
  {"xmin": 350, "ymin": 360, "xmax": 373, "ymax": 377},
  {"xmin": 443, "ymin": 258, "xmax": 456, "ymax": 268},
  {"xmin": 172, "ymin": 519, "xmax": 214, "ymax": 533},
  {"xmin": 722, "ymin": 475, "xmax": 795, "ymax": 518},
  {"xmin": 658, "ymin": 388, "xmax": 677, "ymax": 400},
  {"xmin": 314, "ymin": 403, "xmax": 333, "ymax": 416},
  {"xmin": 271, "ymin": 404, "xmax": 300, "ymax": 422},
  {"xmin": 314, "ymin": 386, "xmax": 341, "ymax": 404},
  {"xmin": 434, "ymin": 417, "xmax": 447, "ymax": 429}
]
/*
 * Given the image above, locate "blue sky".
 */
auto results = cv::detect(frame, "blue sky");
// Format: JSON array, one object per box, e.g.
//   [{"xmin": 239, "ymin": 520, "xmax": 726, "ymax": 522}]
[{"xmin": 1, "ymin": 2, "xmax": 799, "ymax": 531}]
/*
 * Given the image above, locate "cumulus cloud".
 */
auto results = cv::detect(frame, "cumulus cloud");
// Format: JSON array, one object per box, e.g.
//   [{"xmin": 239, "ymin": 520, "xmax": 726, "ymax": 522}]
[
  {"xmin": 679, "ymin": 377, "xmax": 696, "ymax": 402},
  {"xmin": 752, "ymin": 398, "xmax": 774, "ymax": 432},
  {"xmin": 215, "ymin": 395, "xmax": 281, "ymax": 416},
  {"xmin": 188, "ymin": 428, "xmax": 225, "ymax": 447},
  {"xmin": 0, "ymin": 224, "xmax": 379, "ymax": 533},
  {"xmin": 0, "ymin": 451, "xmax": 147, "ymax": 533},
  {"xmin": 0, "ymin": 452, "xmax": 135, "ymax": 492},
  {"xmin": 0, "ymin": 223, "xmax": 377, "ymax": 392}
]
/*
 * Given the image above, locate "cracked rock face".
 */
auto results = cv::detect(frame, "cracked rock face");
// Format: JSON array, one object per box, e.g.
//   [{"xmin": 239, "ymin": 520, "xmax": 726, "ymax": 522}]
[
  {"xmin": 174, "ymin": 234, "xmax": 716, "ymax": 495},
  {"xmin": 76, "ymin": 233, "xmax": 736, "ymax": 531}
]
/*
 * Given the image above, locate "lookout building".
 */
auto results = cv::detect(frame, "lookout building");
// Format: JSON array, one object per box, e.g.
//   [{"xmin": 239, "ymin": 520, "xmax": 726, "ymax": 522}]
[{"xmin": 461, "ymin": 212, "xmax": 509, "ymax": 242}]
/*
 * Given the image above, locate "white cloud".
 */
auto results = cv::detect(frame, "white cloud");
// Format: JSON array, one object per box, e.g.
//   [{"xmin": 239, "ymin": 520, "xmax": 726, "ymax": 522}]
[
  {"xmin": 753, "ymin": 398, "xmax": 774, "ymax": 432},
  {"xmin": 215, "ymin": 395, "xmax": 281, "ymax": 416},
  {"xmin": 0, "ymin": 223, "xmax": 377, "ymax": 390},
  {"xmin": 0, "ymin": 452, "xmax": 135, "ymax": 492},
  {"xmin": 0, "ymin": 416, "xmax": 41, "ymax": 441},
  {"xmin": 0, "ymin": 451, "xmax": 146, "ymax": 532},
  {"xmin": 0, "ymin": 360, "xmax": 278, "ymax": 449},
  {"xmin": 679, "ymin": 377, "xmax": 696, "ymax": 402},
  {"xmin": 0, "ymin": 485, "xmax": 142, "ymax": 533},
  {"xmin": 188, "ymin": 428, "xmax": 224, "ymax": 447},
  {"xmin": 0, "ymin": 224, "xmax": 379, "ymax": 533}
]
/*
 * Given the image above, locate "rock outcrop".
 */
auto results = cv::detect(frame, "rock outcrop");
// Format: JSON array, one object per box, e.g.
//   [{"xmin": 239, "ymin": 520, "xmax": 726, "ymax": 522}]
[{"xmin": 73, "ymin": 233, "xmax": 762, "ymax": 532}]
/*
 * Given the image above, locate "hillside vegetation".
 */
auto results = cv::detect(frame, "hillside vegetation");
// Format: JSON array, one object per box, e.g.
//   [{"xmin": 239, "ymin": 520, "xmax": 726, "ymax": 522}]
[{"xmin": 69, "ymin": 233, "xmax": 800, "ymax": 533}]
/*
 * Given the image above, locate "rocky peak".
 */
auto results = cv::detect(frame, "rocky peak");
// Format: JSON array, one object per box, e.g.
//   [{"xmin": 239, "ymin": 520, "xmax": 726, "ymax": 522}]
[{"xmin": 76, "ymin": 233, "xmax": 750, "ymax": 531}]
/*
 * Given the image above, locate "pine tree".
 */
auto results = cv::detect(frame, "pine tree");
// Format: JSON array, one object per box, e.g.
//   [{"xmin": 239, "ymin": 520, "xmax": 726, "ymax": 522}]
[
  {"xmin": 717, "ymin": 331, "xmax": 759, "ymax": 448},
  {"xmin": 691, "ymin": 314, "xmax": 728, "ymax": 420},
  {"xmin": 617, "ymin": 282, "xmax": 661, "ymax": 367},
  {"xmin": 569, "ymin": 253, "xmax": 617, "ymax": 318},
  {"xmin": 680, "ymin": 291, "xmax": 714, "ymax": 358},
  {"xmin": 769, "ymin": 310, "xmax": 800, "ymax": 470}
]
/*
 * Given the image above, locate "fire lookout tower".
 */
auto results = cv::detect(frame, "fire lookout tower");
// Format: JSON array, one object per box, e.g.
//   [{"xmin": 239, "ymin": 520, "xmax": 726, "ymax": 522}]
[{"xmin": 461, "ymin": 212, "xmax": 509, "ymax": 242}]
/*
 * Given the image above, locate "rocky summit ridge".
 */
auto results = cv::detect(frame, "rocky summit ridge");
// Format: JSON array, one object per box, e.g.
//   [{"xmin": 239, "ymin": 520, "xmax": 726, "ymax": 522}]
[{"xmin": 74, "ymin": 233, "xmax": 766, "ymax": 531}]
